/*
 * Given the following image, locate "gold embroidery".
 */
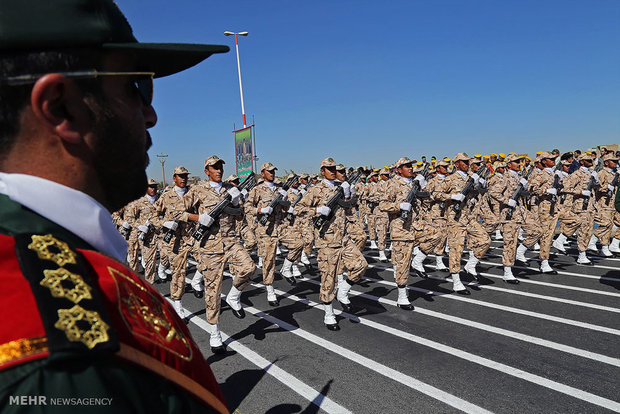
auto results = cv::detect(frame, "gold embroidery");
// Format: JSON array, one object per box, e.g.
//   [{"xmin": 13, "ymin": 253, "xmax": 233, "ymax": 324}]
[
  {"xmin": 40, "ymin": 268, "xmax": 92, "ymax": 304},
  {"xmin": 28, "ymin": 234, "xmax": 76, "ymax": 267},
  {"xmin": 55, "ymin": 305, "xmax": 110, "ymax": 349},
  {"xmin": 0, "ymin": 337, "xmax": 48, "ymax": 365}
]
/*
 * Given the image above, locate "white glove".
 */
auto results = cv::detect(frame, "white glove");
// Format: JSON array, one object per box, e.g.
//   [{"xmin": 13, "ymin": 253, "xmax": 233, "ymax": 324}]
[
  {"xmin": 400, "ymin": 202, "xmax": 412, "ymax": 211},
  {"xmin": 198, "ymin": 213, "xmax": 215, "ymax": 227},
  {"xmin": 240, "ymin": 189, "xmax": 248, "ymax": 198},
  {"xmin": 507, "ymin": 199, "xmax": 517, "ymax": 208},
  {"xmin": 121, "ymin": 221, "xmax": 130, "ymax": 229},
  {"xmin": 581, "ymin": 190, "xmax": 591, "ymax": 197},
  {"xmin": 227, "ymin": 187, "xmax": 241, "ymax": 206},
  {"xmin": 469, "ymin": 198, "xmax": 476, "ymax": 206},
  {"xmin": 546, "ymin": 188, "xmax": 557, "ymax": 196},
  {"xmin": 300, "ymin": 189, "xmax": 307, "ymax": 195},
  {"xmin": 451, "ymin": 193, "xmax": 465, "ymax": 202},
  {"xmin": 137, "ymin": 225, "xmax": 149, "ymax": 233},
  {"xmin": 414, "ymin": 175, "xmax": 425, "ymax": 184},
  {"xmin": 278, "ymin": 188, "xmax": 288, "ymax": 200},
  {"xmin": 555, "ymin": 170, "xmax": 563, "ymax": 178},
  {"xmin": 287, "ymin": 206, "xmax": 294, "ymax": 214},
  {"xmin": 591, "ymin": 171, "xmax": 599, "ymax": 182},
  {"xmin": 316, "ymin": 206, "xmax": 331, "ymax": 216},
  {"xmin": 163, "ymin": 221, "xmax": 178, "ymax": 231},
  {"xmin": 519, "ymin": 177, "xmax": 528, "ymax": 187},
  {"xmin": 478, "ymin": 178, "xmax": 486, "ymax": 187},
  {"xmin": 260, "ymin": 206, "xmax": 273, "ymax": 215},
  {"xmin": 608, "ymin": 184, "xmax": 615, "ymax": 192},
  {"xmin": 471, "ymin": 173, "xmax": 481, "ymax": 182},
  {"xmin": 300, "ymin": 184, "xmax": 307, "ymax": 190},
  {"xmin": 351, "ymin": 185, "xmax": 356, "ymax": 195},
  {"xmin": 341, "ymin": 182, "xmax": 351, "ymax": 198}
]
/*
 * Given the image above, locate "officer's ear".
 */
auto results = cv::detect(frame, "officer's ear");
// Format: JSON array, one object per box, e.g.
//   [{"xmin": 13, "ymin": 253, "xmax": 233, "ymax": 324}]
[{"xmin": 30, "ymin": 74, "xmax": 91, "ymax": 145}]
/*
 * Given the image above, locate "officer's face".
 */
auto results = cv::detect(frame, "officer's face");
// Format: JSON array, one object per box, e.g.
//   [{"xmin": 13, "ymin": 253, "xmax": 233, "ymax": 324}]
[
  {"xmin": 606, "ymin": 160, "xmax": 617, "ymax": 169},
  {"xmin": 399, "ymin": 163, "xmax": 414, "ymax": 178},
  {"xmin": 508, "ymin": 161, "xmax": 520, "ymax": 171},
  {"xmin": 496, "ymin": 167, "xmax": 505, "ymax": 174},
  {"xmin": 471, "ymin": 162, "xmax": 482, "ymax": 172},
  {"xmin": 89, "ymin": 52, "xmax": 157, "ymax": 211},
  {"xmin": 336, "ymin": 170, "xmax": 347, "ymax": 181},
  {"xmin": 146, "ymin": 185, "xmax": 158, "ymax": 196},
  {"xmin": 456, "ymin": 160, "xmax": 469, "ymax": 172},
  {"xmin": 206, "ymin": 162, "xmax": 224, "ymax": 183},
  {"xmin": 322, "ymin": 166, "xmax": 337, "ymax": 181},
  {"xmin": 542, "ymin": 158, "xmax": 555, "ymax": 168},
  {"xmin": 174, "ymin": 173, "xmax": 188, "ymax": 188},
  {"xmin": 581, "ymin": 160, "xmax": 593, "ymax": 168},
  {"xmin": 436, "ymin": 165, "xmax": 447, "ymax": 175}
]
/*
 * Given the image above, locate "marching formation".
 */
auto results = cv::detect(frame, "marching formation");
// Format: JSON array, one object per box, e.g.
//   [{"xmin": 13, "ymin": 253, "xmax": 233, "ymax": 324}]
[{"xmin": 114, "ymin": 147, "xmax": 620, "ymax": 354}]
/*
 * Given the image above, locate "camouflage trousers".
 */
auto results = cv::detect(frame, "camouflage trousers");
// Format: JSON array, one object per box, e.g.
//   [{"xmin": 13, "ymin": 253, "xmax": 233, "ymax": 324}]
[
  {"xmin": 127, "ymin": 233, "xmax": 159, "ymax": 284},
  {"xmin": 301, "ymin": 219, "xmax": 315, "ymax": 255},
  {"xmin": 337, "ymin": 232, "xmax": 368, "ymax": 275},
  {"xmin": 520, "ymin": 208, "xmax": 543, "ymax": 249},
  {"xmin": 257, "ymin": 235, "xmax": 279, "ymax": 285},
  {"xmin": 279, "ymin": 225, "xmax": 304, "ymax": 263},
  {"xmin": 169, "ymin": 238, "xmax": 201, "ymax": 300},
  {"xmin": 318, "ymin": 245, "xmax": 367, "ymax": 303},
  {"xmin": 126, "ymin": 233, "xmax": 141, "ymax": 273},
  {"xmin": 536, "ymin": 202, "xmax": 559, "ymax": 261},
  {"xmin": 197, "ymin": 239, "xmax": 255, "ymax": 324},
  {"xmin": 501, "ymin": 221, "xmax": 523, "ymax": 266},
  {"xmin": 418, "ymin": 218, "xmax": 447, "ymax": 256},
  {"xmin": 447, "ymin": 218, "xmax": 491, "ymax": 274},
  {"xmin": 374, "ymin": 216, "xmax": 389, "ymax": 250},
  {"xmin": 158, "ymin": 238, "xmax": 171, "ymax": 268},
  {"xmin": 559, "ymin": 209, "xmax": 594, "ymax": 252},
  {"xmin": 392, "ymin": 240, "xmax": 415, "ymax": 287},
  {"xmin": 593, "ymin": 206, "xmax": 615, "ymax": 245},
  {"xmin": 614, "ymin": 211, "xmax": 620, "ymax": 239},
  {"xmin": 241, "ymin": 221, "xmax": 257, "ymax": 252}
]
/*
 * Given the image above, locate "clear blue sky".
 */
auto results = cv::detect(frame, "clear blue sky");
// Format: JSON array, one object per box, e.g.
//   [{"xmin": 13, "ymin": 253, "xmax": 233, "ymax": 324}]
[{"xmin": 116, "ymin": 0, "xmax": 620, "ymax": 181}]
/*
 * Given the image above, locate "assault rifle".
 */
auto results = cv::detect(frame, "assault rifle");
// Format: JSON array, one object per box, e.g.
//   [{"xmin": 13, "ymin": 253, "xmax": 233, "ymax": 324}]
[
  {"xmin": 286, "ymin": 182, "xmax": 313, "ymax": 223},
  {"xmin": 314, "ymin": 170, "xmax": 363, "ymax": 229},
  {"xmin": 192, "ymin": 174, "xmax": 257, "ymax": 241},
  {"xmin": 258, "ymin": 175, "xmax": 298, "ymax": 226},
  {"xmin": 400, "ymin": 178, "xmax": 430, "ymax": 221},
  {"xmin": 549, "ymin": 173, "xmax": 563, "ymax": 215},
  {"xmin": 505, "ymin": 165, "xmax": 535, "ymax": 220},
  {"xmin": 453, "ymin": 164, "xmax": 488, "ymax": 215},
  {"xmin": 606, "ymin": 170, "xmax": 619, "ymax": 206},
  {"xmin": 582, "ymin": 163, "xmax": 603, "ymax": 210}
]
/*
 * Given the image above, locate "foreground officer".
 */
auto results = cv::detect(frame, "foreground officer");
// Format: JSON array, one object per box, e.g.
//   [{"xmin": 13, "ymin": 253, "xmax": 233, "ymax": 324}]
[{"xmin": 0, "ymin": 0, "xmax": 228, "ymax": 411}]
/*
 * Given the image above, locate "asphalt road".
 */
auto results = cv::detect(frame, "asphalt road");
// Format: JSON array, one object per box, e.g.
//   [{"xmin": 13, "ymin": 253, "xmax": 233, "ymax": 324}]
[{"xmin": 152, "ymin": 237, "xmax": 620, "ymax": 414}]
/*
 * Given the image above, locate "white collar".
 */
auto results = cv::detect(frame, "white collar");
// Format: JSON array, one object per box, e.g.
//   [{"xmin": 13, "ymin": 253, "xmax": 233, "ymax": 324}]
[
  {"xmin": 209, "ymin": 180, "xmax": 223, "ymax": 194},
  {"xmin": 580, "ymin": 166, "xmax": 590, "ymax": 174},
  {"xmin": 495, "ymin": 172, "xmax": 503, "ymax": 177},
  {"xmin": 266, "ymin": 181, "xmax": 275, "ymax": 190},
  {"xmin": 509, "ymin": 169, "xmax": 519, "ymax": 178},
  {"xmin": 174, "ymin": 185, "xmax": 187, "ymax": 198},
  {"xmin": 146, "ymin": 194, "xmax": 157, "ymax": 204},
  {"xmin": 437, "ymin": 173, "xmax": 446, "ymax": 179},
  {"xmin": 544, "ymin": 167, "xmax": 554, "ymax": 175},
  {"xmin": 457, "ymin": 170, "xmax": 467, "ymax": 179},
  {"xmin": 323, "ymin": 178, "xmax": 335, "ymax": 189},
  {"xmin": 0, "ymin": 173, "xmax": 127, "ymax": 261},
  {"xmin": 291, "ymin": 188, "xmax": 299, "ymax": 194},
  {"xmin": 401, "ymin": 176, "xmax": 412, "ymax": 184}
]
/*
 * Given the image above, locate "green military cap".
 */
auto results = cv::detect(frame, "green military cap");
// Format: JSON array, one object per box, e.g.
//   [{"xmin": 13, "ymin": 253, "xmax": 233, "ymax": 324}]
[
  {"xmin": 204, "ymin": 155, "xmax": 225, "ymax": 168},
  {"xmin": 173, "ymin": 166, "xmax": 190, "ymax": 175},
  {"xmin": 0, "ymin": 0, "xmax": 229, "ymax": 78}
]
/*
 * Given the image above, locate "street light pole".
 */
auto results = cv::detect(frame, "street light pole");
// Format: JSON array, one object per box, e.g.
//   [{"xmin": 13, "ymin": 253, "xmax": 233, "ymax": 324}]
[
  {"xmin": 224, "ymin": 31, "xmax": 249, "ymax": 128},
  {"xmin": 157, "ymin": 153, "xmax": 168, "ymax": 187}
]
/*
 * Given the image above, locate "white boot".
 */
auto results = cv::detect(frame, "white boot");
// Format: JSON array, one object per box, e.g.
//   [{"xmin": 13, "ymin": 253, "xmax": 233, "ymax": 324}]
[
  {"xmin": 464, "ymin": 255, "xmax": 479, "ymax": 276},
  {"xmin": 451, "ymin": 273, "xmax": 468, "ymax": 294},
  {"xmin": 533, "ymin": 243, "xmax": 540, "ymax": 251},
  {"xmin": 369, "ymin": 240, "xmax": 378, "ymax": 250},
  {"xmin": 257, "ymin": 256, "xmax": 263, "ymax": 269},
  {"xmin": 540, "ymin": 259, "xmax": 556, "ymax": 274},
  {"xmin": 587, "ymin": 235, "xmax": 598, "ymax": 252},
  {"xmin": 276, "ymin": 245, "xmax": 282, "ymax": 255},
  {"xmin": 191, "ymin": 270, "xmax": 203, "ymax": 291},
  {"xmin": 292, "ymin": 264, "xmax": 302, "ymax": 277},
  {"xmin": 172, "ymin": 299, "xmax": 185, "ymax": 319},
  {"xmin": 157, "ymin": 263, "xmax": 167, "ymax": 281},
  {"xmin": 503, "ymin": 266, "xmax": 519, "ymax": 284},
  {"xmin": 518, "ymin": 229, "xmax": 524, "ymax": 241},
  {"xmin": 225, "ymin": 285, "xmax": 245, "ymax": 318},
  {"xmin": 300, "ymin": 251, "xmax": 311, "ymax": 265},
  {"xmin": 445, "ymin": 239, "xmax": 450, "ymax": 253},
  {"xmin": 435, "ymin": 255, "xmax": 448, "ymax": 271},
  {"xmin": 378, "ymin": 250, "xmax": 388, "ymax": 261},
  {"xmin": 140, "ymin": 255, "xmax": 146, "ymax": 270},
  {"xmin": 413, "ymin": 246, "xmax": 421, "ymax": 256},
  {"xmin": 495, "ymin": 229, "xmax": 503, "ymax": 240},
  {"xmin": 323, "ymin": 302, "xmax": 339, "ymax": 330},
  {"xmin": 610, "ymin": 238, "xmax": 620, "ymax": 254},
  {"xmin": 337, "ymin": 277, "xmax": 352, "ymax": 310},
  {"xmin": 396, "ymin": 287, "xmax": 413, "ymax": 310},
  {"xmin": 208, "ymin": 323, "xmax": 225, "ymax": 353},
  {"xmin": 411, "ymin": 250, "xmax": 427, "ymax": 277},
  {"xmin": 577, "ymin": 251, "xmax": 592, "ymax": 265},
  {"xmin": 280, "ymin": 259, "xmax": 294, "ymax": 279},
  {"xmin": 388, "ymin": 242, "xmax": 393, "ymax": 251},
  {"xmin": 515, "ymin": 243, "xmax": 528, "ymax": 263},
  {"xmin": 601, "ymin": 245, "xmax": 613, "ymax": 257},
  {"xmin": 266, "ymin": 284, "xmax": 278, "ymax": 305},
  {"xmin": 553, "ymin": 234, "xmax": 567, "ymax": 253}
]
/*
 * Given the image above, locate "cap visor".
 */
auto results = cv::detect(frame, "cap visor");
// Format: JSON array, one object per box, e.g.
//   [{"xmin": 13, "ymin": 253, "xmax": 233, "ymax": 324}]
[{"xmin": 102, "ymin": 43, "xmax": 229, "ymax": 78}]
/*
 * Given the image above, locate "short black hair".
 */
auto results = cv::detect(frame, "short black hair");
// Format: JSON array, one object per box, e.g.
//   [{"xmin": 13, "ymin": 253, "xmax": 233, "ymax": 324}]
[{"xmin": 560, "ymin": 152, "xmax": 573, "ymax": 161}]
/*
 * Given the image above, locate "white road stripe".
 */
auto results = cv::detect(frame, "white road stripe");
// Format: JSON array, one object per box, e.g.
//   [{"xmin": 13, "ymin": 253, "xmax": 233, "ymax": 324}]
[
  {"xmin": 186, "ymin": 312, "xmax": 353, "ymax": 414},
  {"xmin": 241, "ymin": 283, "xmax": 620, "ymax": 413},
  {"xmin": 362, "ymin": 266, "xmax": 620, "ymax": 336}
]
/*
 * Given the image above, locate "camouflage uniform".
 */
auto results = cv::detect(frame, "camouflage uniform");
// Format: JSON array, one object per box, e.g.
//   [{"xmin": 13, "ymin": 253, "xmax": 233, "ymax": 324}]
[
  {"xmin": 592, "ymin": 157, "xmax": 618, "ymax": 250},
  {"xmin": 528, "ymin": 162, "xmax": 562, "ymax": 265},
  {"xmin": 558, "ymin": 165, "xmax": 596, "ymax": 253},
  {"xmin": 124, "ymin": 193, "xmax": 160, "ymax": 283}
]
